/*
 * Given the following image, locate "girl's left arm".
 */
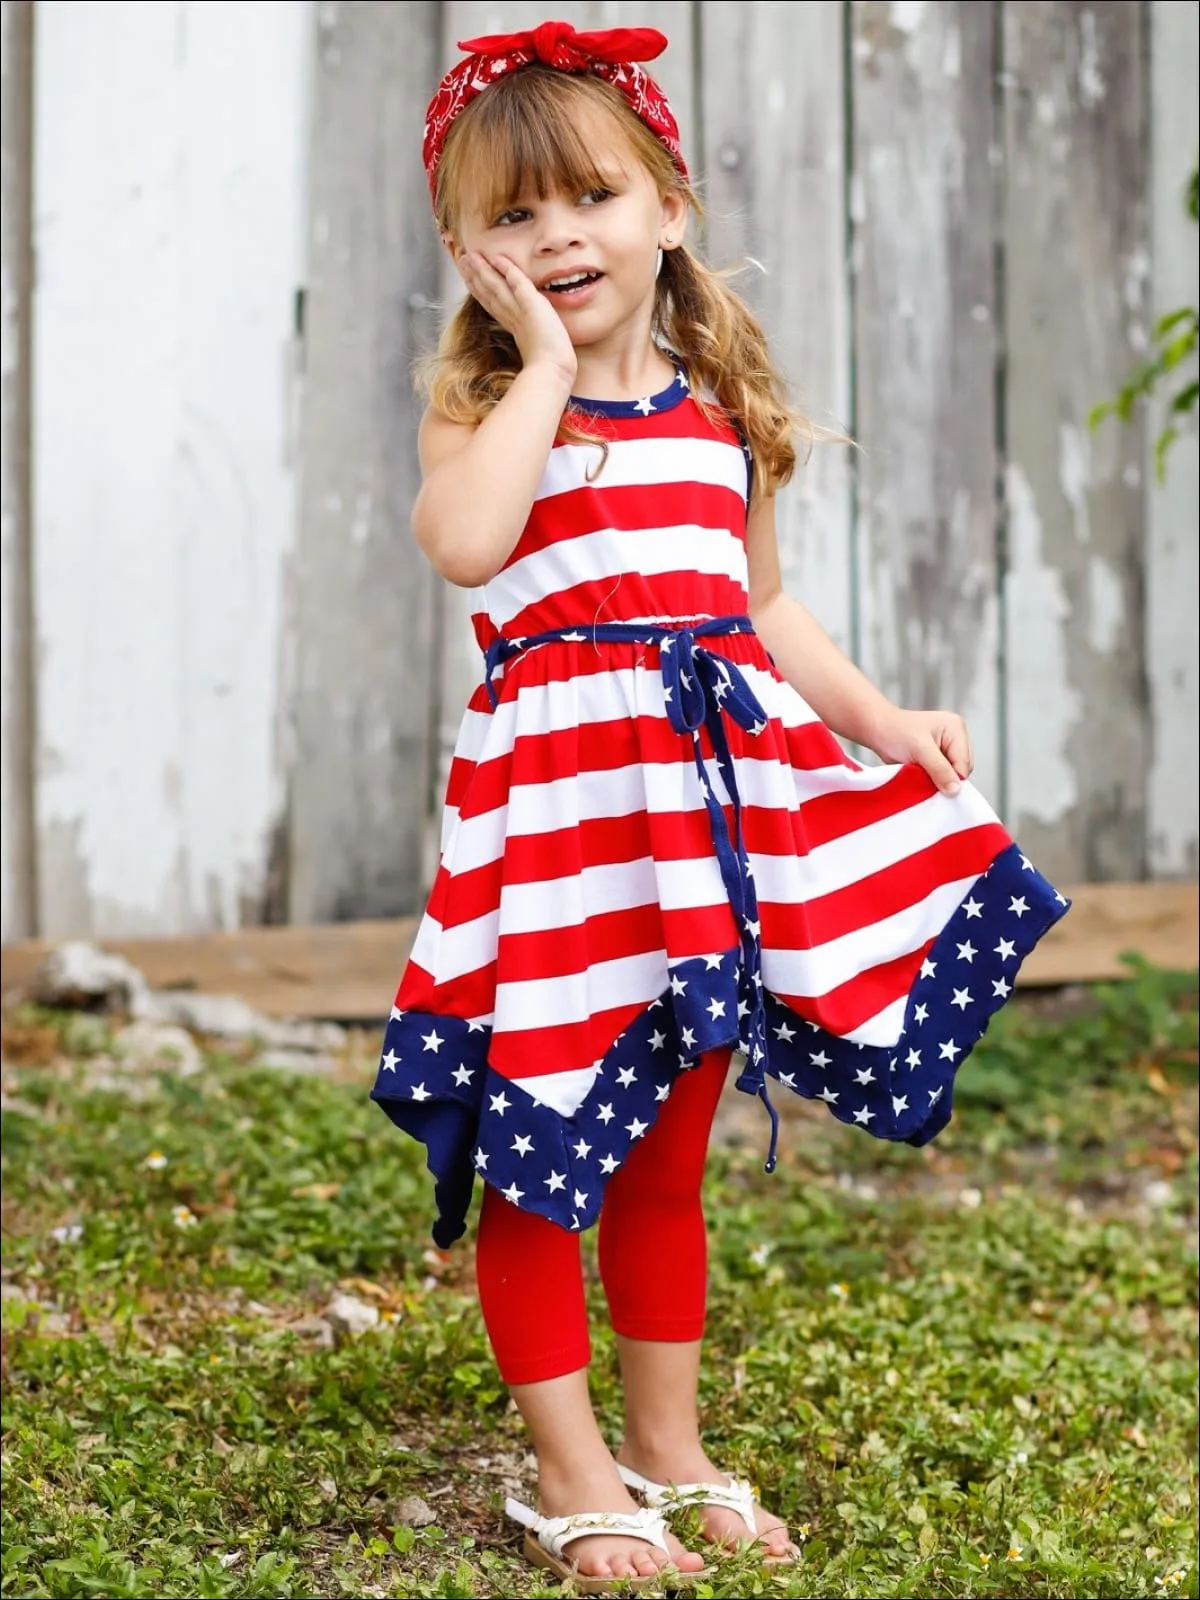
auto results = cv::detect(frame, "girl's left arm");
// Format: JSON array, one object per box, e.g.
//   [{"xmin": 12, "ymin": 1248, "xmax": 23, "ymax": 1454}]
[{"xmin": 746, "ymin": 493, "xmax": 973, "ymax": 796}]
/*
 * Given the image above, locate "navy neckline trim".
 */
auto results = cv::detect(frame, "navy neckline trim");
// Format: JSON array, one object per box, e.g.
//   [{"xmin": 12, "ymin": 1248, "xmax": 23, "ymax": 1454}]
[{"xmin": 568, "ymin": 366, "xmax": 691, "ymax": 418}]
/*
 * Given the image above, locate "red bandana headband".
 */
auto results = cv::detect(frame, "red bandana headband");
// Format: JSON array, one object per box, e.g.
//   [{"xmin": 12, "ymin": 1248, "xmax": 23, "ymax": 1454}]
[{"xmin": 423, "ymin": 19, "xmax": 689, "ymax": 206}]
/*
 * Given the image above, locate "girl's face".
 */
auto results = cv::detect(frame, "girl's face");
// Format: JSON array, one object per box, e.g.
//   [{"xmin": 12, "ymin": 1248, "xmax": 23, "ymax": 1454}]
[{"xmin": 449, "ymin": 122, "xmax": 687, "ymax": 350}]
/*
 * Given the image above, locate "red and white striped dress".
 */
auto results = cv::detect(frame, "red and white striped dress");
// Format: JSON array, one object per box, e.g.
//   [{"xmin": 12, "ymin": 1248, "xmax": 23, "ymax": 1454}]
[{"xmin": 372, "ymin": 369, "xmax": 1068, "ymax": 1245}]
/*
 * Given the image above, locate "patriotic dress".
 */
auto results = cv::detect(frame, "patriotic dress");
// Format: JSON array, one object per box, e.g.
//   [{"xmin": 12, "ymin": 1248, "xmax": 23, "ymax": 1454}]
[{"xmin": 372, "ymin": 369, "xmax": 1069, "ymax": 1246}]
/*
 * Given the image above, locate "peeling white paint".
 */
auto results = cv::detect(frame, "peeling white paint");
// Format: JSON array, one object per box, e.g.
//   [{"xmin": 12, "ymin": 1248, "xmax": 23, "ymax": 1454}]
[
  {"xmin": 890, "ymin": 1, "xmax": 926, "ymax": 36},
  {"xmin": 1057, "ymin": 422, "xmax": 1092, "ymax": 544},
  {"xmin": 1086, "ymin": 555, "xmax": 1125, "ymax": 656},
  {"xmin": 941, "ymin": 24, "xmax": 960, "ymax": 81},
  {"xmin": 350, "ymin": 489, "xmax": 372, "ymax": 544},
  {"xmin": 1004, "ymin": 464, "xmax": 1081, "ymax": 827},
  {"xmin": 1122, "ymin": 244, "xmax": 1150, "ymax": 311},
  {"xmin": 848, "ymin": 172, "xmax": 866, "ymax": 225},
  {"xmin": 1078, "ymin": 10, "xmax": 1106, "ymax": 109}
]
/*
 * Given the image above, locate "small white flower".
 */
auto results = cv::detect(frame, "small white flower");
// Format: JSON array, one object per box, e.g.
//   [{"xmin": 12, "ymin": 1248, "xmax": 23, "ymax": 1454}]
[
  {"xmin": 829, "ymin": 1282, "xmax": 849, "ymax": 1300},
  {"xmin": 958, "ymin": 1186, "xmax": 983, "ymax": 1209},
  {"xmin": 143, "ymin": 1151, "xmax": 168, "ymax": 1171},
  {"xmin": 172, "ymin": 1205, "xmax": 198, "ymax": 1229},
  {"xmin": 749, "ymin": 1242, "xmax": 772, "ymax": 1267},
  {"xmin": 51, "ymin": 1223, "xmax": 83, "ymax": 1244}
]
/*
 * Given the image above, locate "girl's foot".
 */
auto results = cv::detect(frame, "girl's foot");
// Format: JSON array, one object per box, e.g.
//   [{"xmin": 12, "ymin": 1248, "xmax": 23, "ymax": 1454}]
[
  {"xmin": 615, "ymin": 1442, "xmax": 799, "ymax": 1562},
  {"xmin": 537, "ymin": 1458, "xmax": 707, "ymax": 1581}
]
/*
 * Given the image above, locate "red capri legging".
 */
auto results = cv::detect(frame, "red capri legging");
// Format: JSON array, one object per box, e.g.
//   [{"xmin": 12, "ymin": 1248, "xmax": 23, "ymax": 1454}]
[{"xmin": 474, "ymin": 1049, "xmax": 731, "ymax": 1386}]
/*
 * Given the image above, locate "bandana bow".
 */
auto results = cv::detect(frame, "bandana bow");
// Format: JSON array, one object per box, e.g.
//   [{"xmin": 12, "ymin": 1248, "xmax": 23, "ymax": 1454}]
[
  {"xmin": 422, "ymin": 19, "xmax": 689, "ymax": 205},
  {"xmin": 459, "ymin": 20, "xmax": 668, "ymax": 70}
]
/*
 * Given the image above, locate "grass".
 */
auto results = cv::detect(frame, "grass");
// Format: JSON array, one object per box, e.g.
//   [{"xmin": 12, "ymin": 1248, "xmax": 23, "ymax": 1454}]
[{"xmin": 1, "ymin": 961, "xmax": 1197, "ymax": 1599}]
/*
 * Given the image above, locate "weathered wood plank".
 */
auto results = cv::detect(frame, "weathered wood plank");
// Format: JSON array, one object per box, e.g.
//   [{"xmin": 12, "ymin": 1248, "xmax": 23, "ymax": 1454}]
[
  {"xmin": 288, "ymin": 0, "xmax": 442, "ymax": 923},
  {"xmin": 31, "ymin": 0, "xmax": 313, "ymax": 936},
  {"xmin": 851, "ymin": 1, "xmax": 1002, "ymax": 799},
  {"xmin": 0, "ymin": 0, "xmax": 35, "ymax": 944},
  {"xmin": 433, "ymin": 1, "xmax": 698, "ymax": 821},
  {"xmin": 1018, "ymin": 881, "xmax": 1199, "ymax": 987},
  {"xmin": 4, "ymin": 882, "xmax": 1194, "ymax": 1020},
  {"xmin": 1145, "ymin": 0, "xmax": 1199, "ymax": 879},
  {"xmin": 1002, "ymin": 0, "xmax": 1149, "ymax": 882},
  {"xmin": 700, "ymin": 1, "xmax": 853, "ymax": 655}
]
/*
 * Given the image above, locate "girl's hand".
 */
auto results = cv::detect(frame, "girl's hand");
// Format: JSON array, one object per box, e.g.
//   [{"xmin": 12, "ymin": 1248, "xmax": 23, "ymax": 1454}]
[
  {"xmin": 868, "ymin": 707, "xmax": 973, "ymax": 797},
  {"xmin": 458, "ymin": 252, "xmax": 578, "ymax": 386}
]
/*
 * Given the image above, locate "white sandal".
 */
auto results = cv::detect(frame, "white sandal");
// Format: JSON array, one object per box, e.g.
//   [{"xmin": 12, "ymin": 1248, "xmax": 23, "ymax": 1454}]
[
  {"xmin": 616, "ymin": 1463, "xmax": 798, "ymax": 1565},
  {"xmin": 505, "ymin": 1496, "xmax": 708, "ymax": 1593}
]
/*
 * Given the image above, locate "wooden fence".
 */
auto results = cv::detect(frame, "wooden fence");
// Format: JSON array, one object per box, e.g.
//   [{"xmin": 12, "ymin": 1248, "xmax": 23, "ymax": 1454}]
[{"xmin": 1, "ymin": 0, "xmax": 1197, "ymax": 949}]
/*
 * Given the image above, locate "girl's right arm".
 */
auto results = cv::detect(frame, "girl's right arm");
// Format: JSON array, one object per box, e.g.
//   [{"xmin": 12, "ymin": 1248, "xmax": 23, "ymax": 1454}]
[{"xmin": 412, "ymin": 253, "xmax": 577, "ymax": 588}]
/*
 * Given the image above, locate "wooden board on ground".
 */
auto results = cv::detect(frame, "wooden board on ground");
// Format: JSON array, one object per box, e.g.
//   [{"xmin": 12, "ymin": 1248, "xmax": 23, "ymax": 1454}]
[
  {"xmin": 1, "ymin": 920, "xmax": 417, "ymax": 1026},
  {"xmin": 2, "ymin": 885, "xmax": 1195, "ymax": 1022}
]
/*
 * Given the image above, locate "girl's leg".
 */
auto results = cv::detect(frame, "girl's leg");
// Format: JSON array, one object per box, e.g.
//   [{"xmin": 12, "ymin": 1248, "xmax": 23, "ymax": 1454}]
[
  {"xmin": 598, "ymin": 1050, "xmax": 796, "ymax": 1558},
  {"xmin": 475, "ymin": 1185, "xmax": 705, "ymax": 1580}
]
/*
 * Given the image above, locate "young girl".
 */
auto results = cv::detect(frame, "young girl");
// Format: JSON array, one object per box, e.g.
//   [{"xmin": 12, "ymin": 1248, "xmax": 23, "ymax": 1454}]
[{"xmin": 373, "ymin": 20, "xmax": 1068, "ymax": 1591}]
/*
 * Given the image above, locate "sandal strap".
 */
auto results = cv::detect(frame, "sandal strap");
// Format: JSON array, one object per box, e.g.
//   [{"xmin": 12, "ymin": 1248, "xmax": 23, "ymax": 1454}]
[
  {"xmin": 505, "ymin": 1497, "xmax": 671, "ymax": 1561},
  {"xmin": 616, "ymin": 1465, "xmax": 758, "ymax": 1538}
]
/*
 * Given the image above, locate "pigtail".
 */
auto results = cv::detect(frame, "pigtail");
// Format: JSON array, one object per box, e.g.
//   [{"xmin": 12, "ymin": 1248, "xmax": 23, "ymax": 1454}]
[{"xmin": 655, "ymin": 248, "xmax": 839, "ymax": 498}]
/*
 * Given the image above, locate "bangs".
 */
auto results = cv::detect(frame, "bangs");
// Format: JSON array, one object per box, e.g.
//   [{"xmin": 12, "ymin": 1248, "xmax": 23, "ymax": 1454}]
[{"xmin": 438, "ymin": 68, "xmax": 642, "ymax": 223}]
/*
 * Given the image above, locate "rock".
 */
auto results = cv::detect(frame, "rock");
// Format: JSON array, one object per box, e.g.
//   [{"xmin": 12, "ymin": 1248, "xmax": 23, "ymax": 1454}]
[
  {"xmin": 133, "ymin": 989, "xmax": 345, "ymax": 1053},
  {"xmin": 250, "ymin": 1048, "xmax": 339, "ymax": 1077},
  {"xmin": 324, "ymin": 1292, "xmax": 381, "ymax": 1342},
  {"xmin": 26, "ymin": 942, "xmax": 149, "ymax": 1013},
  {"xmin": 0, "ymin": 1092, "xmax": 48, "ymax": 1121},
  {"xmin": 79, "ymin": 1057, "xmax": 161, "ymax": 1102},
  {"xmin": 111, "ymin": 1021, "xmax": 203, "ymax": 1078},
  {"xmin": 289, "ymin": 1313, "xmax": 335, "ymax": 1350},
  {"xmin": 392, "ymin": 1495, "xmax": 437, "ymax": 1529}
]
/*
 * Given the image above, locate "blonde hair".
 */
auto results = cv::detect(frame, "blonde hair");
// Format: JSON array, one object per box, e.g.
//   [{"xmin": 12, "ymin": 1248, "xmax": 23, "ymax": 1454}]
[{"xmin": 423, "ymin": 65, "xmax": 828, "ymax": 495}]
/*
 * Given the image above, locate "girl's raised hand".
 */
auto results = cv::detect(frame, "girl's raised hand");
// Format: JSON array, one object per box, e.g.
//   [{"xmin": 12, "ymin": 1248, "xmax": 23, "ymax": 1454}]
[
  {"xmin": 458, "ymin": 252, "xmax": 578, "ymax": 386},
  {"xmin": 869, "ymin": 707, "xmax": 974, "ymax": 797}
]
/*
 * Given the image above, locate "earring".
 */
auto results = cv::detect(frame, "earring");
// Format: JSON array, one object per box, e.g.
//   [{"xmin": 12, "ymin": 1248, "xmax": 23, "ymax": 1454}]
[{"xmin": 655, "ymin": 247, "xmax": 664, "ymax": 279}]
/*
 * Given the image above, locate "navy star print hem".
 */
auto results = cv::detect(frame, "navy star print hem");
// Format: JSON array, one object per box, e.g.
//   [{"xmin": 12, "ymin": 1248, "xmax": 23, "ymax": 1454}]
[{"xmin": 371, "ymin": 842, "xmax": 1068, "ymax": 1246}]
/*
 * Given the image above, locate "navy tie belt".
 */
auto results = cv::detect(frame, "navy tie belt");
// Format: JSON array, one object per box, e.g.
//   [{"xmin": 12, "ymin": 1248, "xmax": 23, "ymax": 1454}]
[{"xmin": 483, "ymin": 615, "xmax": 781, "ymax": 1171}]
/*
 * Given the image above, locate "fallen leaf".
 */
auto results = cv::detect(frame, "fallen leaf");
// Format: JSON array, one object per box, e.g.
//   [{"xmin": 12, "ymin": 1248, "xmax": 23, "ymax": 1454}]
[
  {"xmin": 340, "ymin": 1276, "xmax": 389, "ymax": 1300},
  {"xmin": 1144, "ymin": 1065, "xmax": 1173, "ymax": 1097},
  {"xmin": 291, "ymin": 1183, "xmax": 342, "ymax": 1201}
]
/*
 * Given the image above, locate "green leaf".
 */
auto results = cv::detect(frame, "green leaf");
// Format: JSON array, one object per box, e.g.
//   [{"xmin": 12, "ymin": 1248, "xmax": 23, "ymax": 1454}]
[{"xmin": 1170, "ymin": 379, "xmax": 1198, "ymax": 416}]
